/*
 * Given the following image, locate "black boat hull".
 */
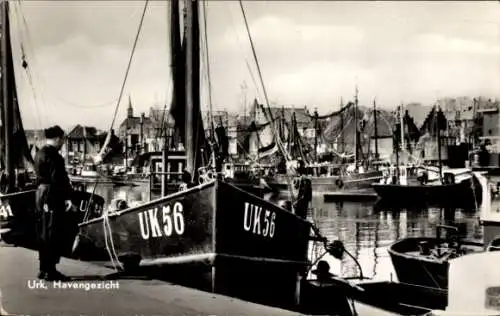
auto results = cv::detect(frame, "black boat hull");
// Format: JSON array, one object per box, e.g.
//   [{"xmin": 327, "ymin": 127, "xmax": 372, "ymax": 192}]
[
  {"xmin": 266, "ymin": 170, "xmax": 384, "ymax": 194},
  {"xmin": 0, "ymin": 189, "xmax": 105, "ymax": 254},
  {"xmin": 75, "ymin": 179, "xmax": 311, "ymax": 309},
  {"xmin": 372, "ymin": 176, "xmax": 481, "ymax": 209},
  {"xmin": 388, "ymin": 237, "xmax": 483, "ymax": 290}
]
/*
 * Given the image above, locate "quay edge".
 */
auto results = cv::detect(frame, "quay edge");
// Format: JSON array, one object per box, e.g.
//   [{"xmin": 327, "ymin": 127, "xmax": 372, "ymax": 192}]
[{"xmin": 0, "ymin": 245, "xmax": 304, "ymax": 316}]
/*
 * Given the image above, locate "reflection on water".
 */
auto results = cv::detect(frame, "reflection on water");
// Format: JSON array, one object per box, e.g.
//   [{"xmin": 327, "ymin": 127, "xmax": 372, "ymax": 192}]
[
  {"xmin": 307, "ymin": 196, "xmax": 482, "ymax": 281},
  {"xmin": 81, "ymin": 182, "xmax": 483, "ymax": 282}
]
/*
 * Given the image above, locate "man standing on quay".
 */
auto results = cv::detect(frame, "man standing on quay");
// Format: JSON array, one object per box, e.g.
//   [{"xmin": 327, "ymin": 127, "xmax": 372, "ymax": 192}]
[{"xmin": 34, "ymin": 125, "xmax": 73, "ymax": 281}]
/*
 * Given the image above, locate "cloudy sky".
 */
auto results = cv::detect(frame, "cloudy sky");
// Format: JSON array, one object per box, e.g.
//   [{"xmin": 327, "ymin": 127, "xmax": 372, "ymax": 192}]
[{"xmin": 9, "ymin": 0, "xmax": 500, "ymax": 130}]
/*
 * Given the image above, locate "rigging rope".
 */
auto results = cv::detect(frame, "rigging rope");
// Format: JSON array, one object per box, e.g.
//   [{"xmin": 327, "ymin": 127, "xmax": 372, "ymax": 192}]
[
  {"xmin": 106, "ymin": 1, "xmax": 149, "ymax": 135},
  {"xmin": 238, "ymin": 3, "xmax": 273, "ymax": 125},
  {"xmin": 202, "ymin": 0, "xmax": 214, "ymax": 138},
  {"xmin": 305, "ymin": 102, "xmax": 353, "ymax": 120},
  {"xmin": 198, "ymin": 0, "xmax": 219, "ymax": 169},
  {"xmin": 49, "ymin": 97, "xmax": 119, "ymax": 109},
  {"xmin": 225, "ymin": 3, "xmax": 263, "ymax": 101},
  {"xmin": 82, "ymin": 1, "xmax": 149, "ymax": 271},
  {"xmin": 155, "ymin": 0, "xmax": 174, "ymax": 146},
  {"xmin": 12, "ymin": 2, "xmax": 45, "ymax": 128},
  {"xmin": 16, "ymin": 1, "xmax": 118, "ymax": 113},
  {"xmin": 154, "ymin": 77, "xmax": 172, "ymax": 143},
  {"xmin": 238, "ymin": 0, "xmax": 296, "ymax": 202},
  {"xmin": 93, "ymin": 0, "xmax": 149, "ymax": 163}
]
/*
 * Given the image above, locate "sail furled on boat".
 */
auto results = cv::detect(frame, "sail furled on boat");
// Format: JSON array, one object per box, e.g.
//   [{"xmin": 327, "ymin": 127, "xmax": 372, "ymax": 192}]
[
  {"xmin": 0, "ymin": 2, "xmax": 33, "ymax": 170},
  {"xmin": 288, "ymin": 112, "xmax": 310, "ymax": 162},
  {"xmin": 305, "ymin": 101, "xmax": 353, "ymax": 120},
  {"xmin": 94, "ymin": 131, "xmax": 123, "ymax": 164},
  {"xmin": 253, "ymin": 100, "xmax": 278, "ymax": 158},
  {"xmin": 245, "ymin": 121, "xmax": 275, "ymax": 159},
  {"xmin": 96, "ymin": 130, "xmax": 122, "ymax": 164},
  {"xmin": 169, "ymin": 0, "xmax": 185, "ymax": 147},
  {"xmin": 169, "ymin": 0, "xmax": 209, "ymax": 171},
  {"xmin": 320, "ymin": 101, "xmax": 360, "ymax": 155}
]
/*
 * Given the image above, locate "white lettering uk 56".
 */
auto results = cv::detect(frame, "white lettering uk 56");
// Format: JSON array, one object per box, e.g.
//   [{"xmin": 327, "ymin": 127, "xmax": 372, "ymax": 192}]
[
  {"xmin": 243, "ymin": 202, "xmax": 276, "ymax": 238},
  {"xmin": 138, "ymin": 202, "xmax": 185, "ymax": 240}
]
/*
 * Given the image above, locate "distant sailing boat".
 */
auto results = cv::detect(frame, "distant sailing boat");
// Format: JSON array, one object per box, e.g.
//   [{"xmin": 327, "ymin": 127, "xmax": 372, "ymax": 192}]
[
  {"xmin": 264, "ymin": 89, "xmax": 384, "ymax": 196},
  {"xmin": 74, "ymin": 0, "xmax": 312, "ymax": 308},
  {"xmin": 0, "ymin": 0, "xmax": 105, "ymax": 248}
]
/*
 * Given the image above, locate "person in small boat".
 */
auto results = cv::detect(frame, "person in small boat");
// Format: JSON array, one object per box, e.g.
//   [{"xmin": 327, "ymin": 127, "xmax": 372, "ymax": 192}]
[
  {"xmin": 34, "ymin": 125, "xmax": 73, "ymax": 281},
  {"xmin": 312, "ymin": 260, "xmax": 335, "ymax": 283}
]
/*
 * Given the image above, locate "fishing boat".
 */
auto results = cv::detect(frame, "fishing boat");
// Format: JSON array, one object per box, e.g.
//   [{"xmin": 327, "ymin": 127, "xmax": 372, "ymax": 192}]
[
  {"xmin": 388, "ymin": 224, "xmax": 483, "ymax": 290},
  {"xmin": 218, "ymin": 161, "xmax": 272, "ymax": 197},
  {"xmin": 267, "ymin": 163, "xmax": 384, "ymax": 195},
  {"xmin": 69, "ymin": 163, "xmax": 110, "ymax": 183},
  {"xmin": 73, "ymin": 0, "xmax": 313, "ymax": 309},
  {"xmin": 76, "ymin": 179, "xmax": 311, "ymax": 304},
  {"xmin": 387, "ymin": 171, "xmax": 499, "ymax": 290},
  {"xmin": 0, "ymin": 0, "xmax": 105, "ymax": 248},
  {"xmin": 265, "ymin": 93, "xmax": 384, "ymax": 196},
  {"xmin": 372, "ymin": 105, "xmax": 481, "ymax": 209},
  {"xmin": 372, "ymin": 166, "xmax": 482, "ymax": 209}
]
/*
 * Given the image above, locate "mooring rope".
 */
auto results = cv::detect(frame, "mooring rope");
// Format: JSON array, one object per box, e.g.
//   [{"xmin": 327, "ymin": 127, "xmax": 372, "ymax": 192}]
[
  {"xmin": 81, "ymin": 0, "xmax": 149, "ymax": 242},
  {"xmin": 102, "ymin": 209, "xmax": 123, "ymax": 271}
]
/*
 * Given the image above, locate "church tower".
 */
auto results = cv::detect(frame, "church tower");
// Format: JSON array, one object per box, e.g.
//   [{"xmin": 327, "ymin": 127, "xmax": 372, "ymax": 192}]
[{"xmin": 127, "ymin": 94, "xmax": 134, "ymax": 118}]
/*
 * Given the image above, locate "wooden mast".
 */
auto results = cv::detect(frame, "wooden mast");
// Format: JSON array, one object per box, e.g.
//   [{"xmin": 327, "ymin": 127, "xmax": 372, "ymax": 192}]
[
  {"xmin": 184, "ymin": 0, "xmax": 200, "ymax": 178},
  {"xmin": 314, "ymin": 108, "xmax": 318, "ymax": 162},
  {"xmin": 241, "ymin": 81, "xmax": 247, "ymax": 125},
  {"xmin": 394, "ymin": 107, "xmax": 400, "ymax": 183},
  {"xmin": 83, "ymin": 127, "xmax": 87, "ymax": 163},
  {"xmin": 436, "ymin": 105, "xmax": 443, "ymax": 184},
  {"xmin": 373, "ymin": 99, "xmax": 379, "ymax": 159},
  {"xmin": 340, "ymin": 97, "xmax": 344, "ymax": 153},
  {"xmin": 354, "ymin": 85, "xmax": 359, "ymax": 166},
  {"xmin": 400, "ymin": 102, "xmax": 405, "ymax": 154},
  {"xmin": 163, "ymin": 0, "xmax": 181, "ymax": 196},
  {"xmin": 1, "ymin": 0, "xmax": 14, "ymax": 193}
]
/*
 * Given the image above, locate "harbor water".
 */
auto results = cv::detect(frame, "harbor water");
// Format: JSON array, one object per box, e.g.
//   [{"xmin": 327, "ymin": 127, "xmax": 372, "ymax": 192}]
[{"xmin": 83, "ymin": 182, "xmax": 483, "ymax": 282}]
